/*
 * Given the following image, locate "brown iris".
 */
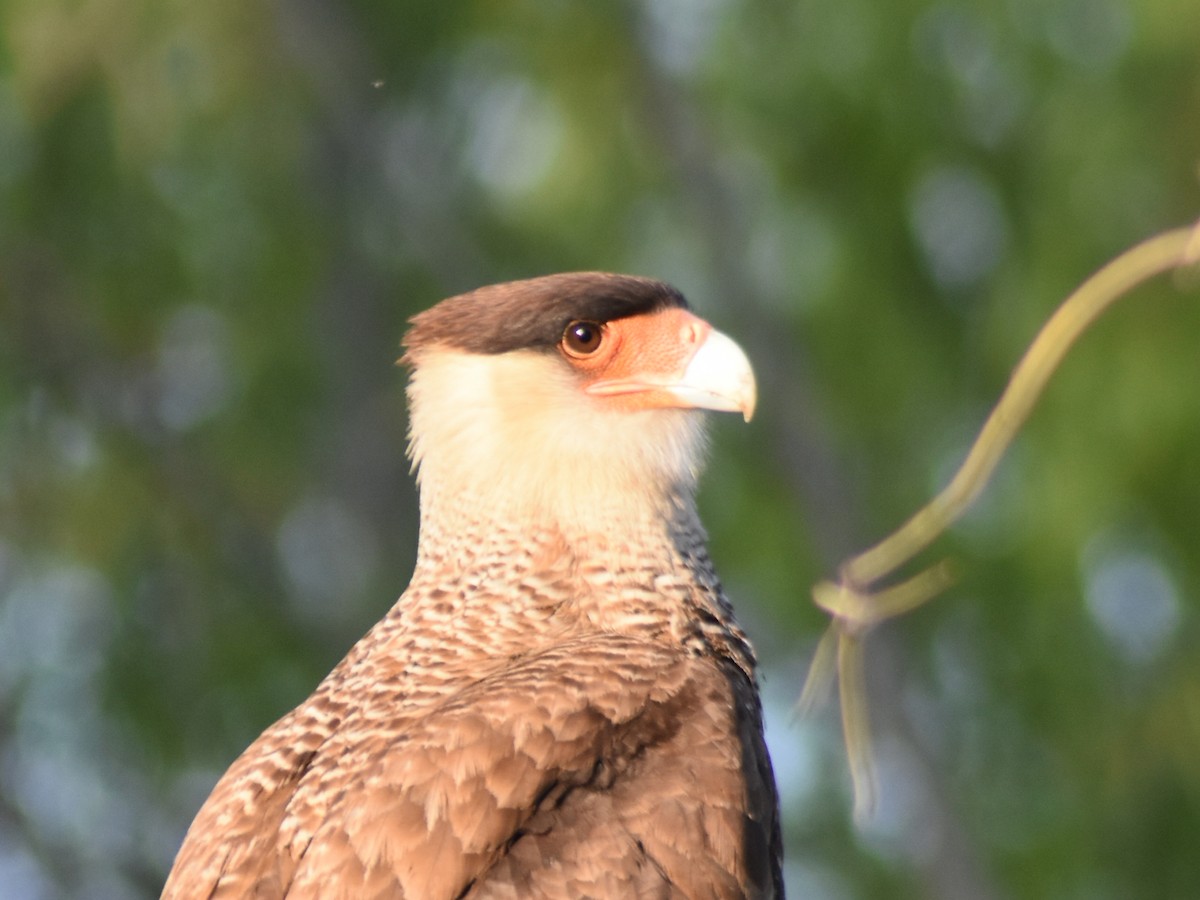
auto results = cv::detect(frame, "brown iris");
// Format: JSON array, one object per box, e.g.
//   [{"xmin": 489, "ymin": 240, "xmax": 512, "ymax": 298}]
[{"xmin": 561, "ymin": 320, "xmax": 604, "ymax": 357}]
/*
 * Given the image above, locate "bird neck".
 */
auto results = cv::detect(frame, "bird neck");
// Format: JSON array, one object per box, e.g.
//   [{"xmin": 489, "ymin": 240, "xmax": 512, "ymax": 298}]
[
  {"xmin": 397, "ymin": 355, "xmax": 750, "ymax": 662},
  {"xmin": 411, "ymin": 472, "xmax": 697, "ymax": 580},
  {"xmin": 403, "ymin": 475, "xmax": 744, "ymax": 653}
]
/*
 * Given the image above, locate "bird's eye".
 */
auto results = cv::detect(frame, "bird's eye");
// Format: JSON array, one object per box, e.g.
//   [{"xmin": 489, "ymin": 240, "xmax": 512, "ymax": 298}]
[{"xmin": 562, "ymin": 320, "xmax": 604, "ymax": 357}]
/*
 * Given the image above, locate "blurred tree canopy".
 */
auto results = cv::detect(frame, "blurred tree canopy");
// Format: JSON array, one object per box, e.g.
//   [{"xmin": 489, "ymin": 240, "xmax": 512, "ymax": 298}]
[{"xmin": 1, "ymin": 0, "xmax": 1199, "ymax": 897}]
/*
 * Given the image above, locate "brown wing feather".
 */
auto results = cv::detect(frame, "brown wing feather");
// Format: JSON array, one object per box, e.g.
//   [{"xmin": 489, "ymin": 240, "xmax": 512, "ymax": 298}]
[
  {"xmin": 163, "ymin": 633, "xmax": 780, "ymax": 899},
  {"xmin": 465, "ymin": 653, "xmax": 777, "ymax": 900},
  {"xmin": 160, "ymin": 690, "xmax": 346, "ymax": 898}
]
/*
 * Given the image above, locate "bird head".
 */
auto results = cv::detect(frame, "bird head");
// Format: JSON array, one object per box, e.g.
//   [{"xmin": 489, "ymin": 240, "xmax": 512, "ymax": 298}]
[{"xmin": 401, "ymin": 273, "xmax": 756, "ymax": 532}]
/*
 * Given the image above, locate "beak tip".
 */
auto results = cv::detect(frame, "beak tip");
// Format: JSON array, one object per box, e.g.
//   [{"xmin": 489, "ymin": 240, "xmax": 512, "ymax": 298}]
[{"xmin": 739, "ymin": 385, "xmax": 757, "ymax": 424}]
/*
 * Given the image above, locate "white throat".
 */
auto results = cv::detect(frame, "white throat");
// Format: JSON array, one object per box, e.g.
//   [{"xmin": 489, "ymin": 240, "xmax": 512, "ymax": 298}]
[{"xmin": 405, "ymin": 348, "xmax": 709, "ymax": 541}]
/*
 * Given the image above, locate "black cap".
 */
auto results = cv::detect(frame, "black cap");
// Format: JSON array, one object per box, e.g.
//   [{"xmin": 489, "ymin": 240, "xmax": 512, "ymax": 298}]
[{"xmin": 403, "ymin": 272, "xmax": 688, "ymax": 359}]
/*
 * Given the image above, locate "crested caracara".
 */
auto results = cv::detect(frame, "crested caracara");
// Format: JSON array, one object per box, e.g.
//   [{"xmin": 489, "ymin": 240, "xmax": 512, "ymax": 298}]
[{"xmin": 162, "ymin": 272, "xmax": 783, "ymax": 899}]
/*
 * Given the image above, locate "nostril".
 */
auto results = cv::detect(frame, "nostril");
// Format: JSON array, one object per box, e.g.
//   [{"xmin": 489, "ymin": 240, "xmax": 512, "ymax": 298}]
[{"xmin": 681, "ymin": 321, "xmax": 707, "ymax": 346}]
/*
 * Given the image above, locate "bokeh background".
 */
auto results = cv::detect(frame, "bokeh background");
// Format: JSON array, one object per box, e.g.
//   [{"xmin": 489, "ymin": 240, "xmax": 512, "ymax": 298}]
[{"xmin": 2, "ymin": 0, "xmax": 1200, "ymax": 897}]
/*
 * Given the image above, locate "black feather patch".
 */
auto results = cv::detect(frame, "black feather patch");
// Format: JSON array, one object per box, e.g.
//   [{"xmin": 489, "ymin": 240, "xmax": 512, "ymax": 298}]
[{"xmin": 403, "ymin": 272, "xmax": 688, "ymax": 358}]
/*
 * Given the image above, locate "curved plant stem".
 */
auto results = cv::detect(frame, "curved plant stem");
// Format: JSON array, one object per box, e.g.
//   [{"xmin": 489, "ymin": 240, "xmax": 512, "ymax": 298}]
[{"xmin": 804, "ymin": 221, "xmax": 1200, "ymax": 820}]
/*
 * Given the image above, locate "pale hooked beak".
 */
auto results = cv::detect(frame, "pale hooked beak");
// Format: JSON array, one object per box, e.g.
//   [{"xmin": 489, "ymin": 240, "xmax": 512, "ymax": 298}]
[{"xmin": 664, "ymin": 326, "xmax": 758, "ymax": 422}]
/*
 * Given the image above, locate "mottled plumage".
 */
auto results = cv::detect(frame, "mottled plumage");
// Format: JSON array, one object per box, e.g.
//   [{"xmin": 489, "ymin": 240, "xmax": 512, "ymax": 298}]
[{"xmin": 163, "ymin": 272, "xmax": 783, "ymax": 899}]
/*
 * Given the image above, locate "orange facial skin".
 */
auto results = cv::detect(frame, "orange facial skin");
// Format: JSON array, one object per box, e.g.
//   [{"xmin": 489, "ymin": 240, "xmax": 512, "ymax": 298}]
[{"xmin": 561, "ymin": 307, "xmax": 757, "ymax": 421}]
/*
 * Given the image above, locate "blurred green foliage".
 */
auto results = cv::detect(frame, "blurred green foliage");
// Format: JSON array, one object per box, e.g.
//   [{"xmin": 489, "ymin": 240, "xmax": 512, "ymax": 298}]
[{"xmin": 1, "ymin": 0, "xmax": 1198, "ymax": 897}]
